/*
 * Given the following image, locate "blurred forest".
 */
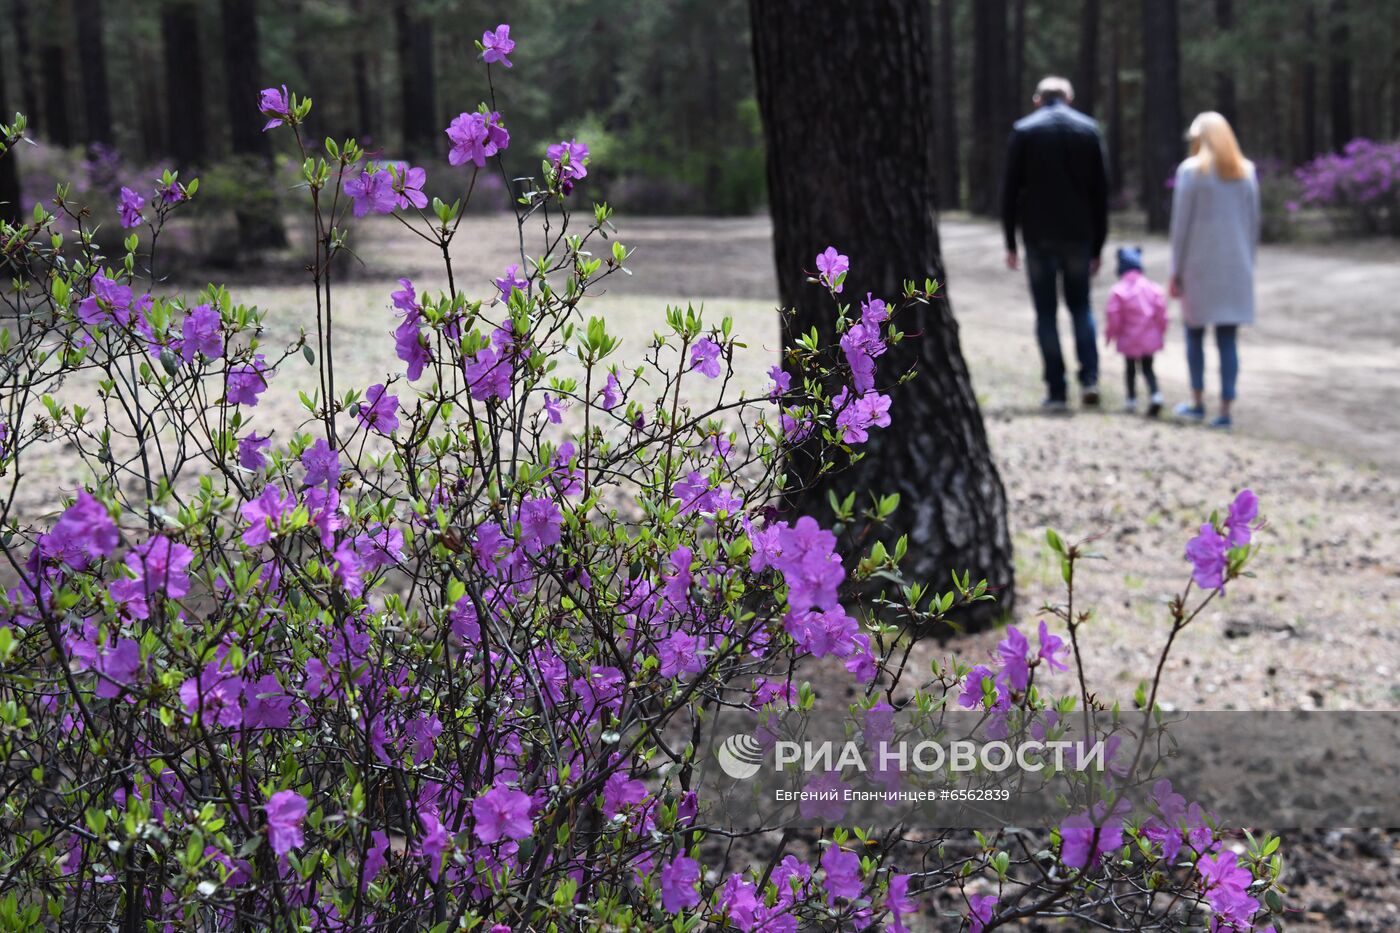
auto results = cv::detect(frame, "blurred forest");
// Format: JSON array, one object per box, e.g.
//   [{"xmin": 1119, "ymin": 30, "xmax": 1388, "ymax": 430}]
[{"xmin": 1, "ymin": 0, "xmax": 1398, "ymax": 232}]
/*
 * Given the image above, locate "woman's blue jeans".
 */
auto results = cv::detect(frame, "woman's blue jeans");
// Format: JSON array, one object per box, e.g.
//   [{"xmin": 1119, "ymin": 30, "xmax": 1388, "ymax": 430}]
[{"xmin": 1185, "ymin": 325, "xmax": 1239, "ymax": 401}]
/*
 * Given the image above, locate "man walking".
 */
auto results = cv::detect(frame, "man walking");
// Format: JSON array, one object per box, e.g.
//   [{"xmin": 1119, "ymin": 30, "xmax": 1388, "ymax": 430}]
[{"xmin": 1002, "ymin": 76, "xmax": 1109, "ymax": 410}]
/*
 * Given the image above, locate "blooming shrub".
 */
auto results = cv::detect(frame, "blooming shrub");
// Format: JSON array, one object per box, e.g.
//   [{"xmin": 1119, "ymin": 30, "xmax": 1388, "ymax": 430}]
[
  {"xmin": 1291, "ymin": 138, "xmax": 1400, "ymax": 236},
  {"xmin": 0, "ymin": 45, "xmax": 1285, "ymax": 933}
]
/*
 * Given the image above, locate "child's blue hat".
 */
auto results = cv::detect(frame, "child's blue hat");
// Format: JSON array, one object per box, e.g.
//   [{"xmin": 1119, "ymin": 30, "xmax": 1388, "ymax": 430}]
[{"xmin": 1117, "ymin": 246, "xmax": 1144, "ymax": 276}]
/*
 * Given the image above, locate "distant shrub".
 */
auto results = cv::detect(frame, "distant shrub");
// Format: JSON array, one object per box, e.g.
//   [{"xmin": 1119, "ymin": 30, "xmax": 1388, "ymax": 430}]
[{"xmin": 1291, "ymin": 138, "xmax": 1400, "ymax": 236}]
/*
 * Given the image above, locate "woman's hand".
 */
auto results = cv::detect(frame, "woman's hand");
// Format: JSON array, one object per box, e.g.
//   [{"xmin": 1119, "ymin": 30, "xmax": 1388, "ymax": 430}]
[{"xmin": 1169, "ymin": 276, "xmax": 1183, "ymax": 299}]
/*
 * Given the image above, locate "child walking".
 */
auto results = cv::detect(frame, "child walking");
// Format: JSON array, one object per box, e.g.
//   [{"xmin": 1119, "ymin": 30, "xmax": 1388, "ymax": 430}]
[{"xmin": 1104, "ymin": 246, "xmax": 1168, "ymax": 416}]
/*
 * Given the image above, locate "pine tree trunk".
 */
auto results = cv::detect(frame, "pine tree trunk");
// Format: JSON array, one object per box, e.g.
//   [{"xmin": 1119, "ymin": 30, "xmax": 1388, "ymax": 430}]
[
  {"xmin": 395, "ymin": 0, "xmax": 438, "ymax": 155},
  {"xmin": 40, "ymin": 43, "xmax": 73, "ymax": 147},
  {"xmin": 1327, "ymin": 0, "xmax": 1352, "ymax": 149},
  {"xmin": 0, "ymin": 56, "xmax": 22, "ymax": 227},
  {"xmin": 1301, "ymin": 4, "xmax": 1319, "ymax": 161},
  {"xmin": 1010, "ymin": 0, "xmax": 1027, "ymax": 110},
  {"xmin": 969, "ymin": 0, "xmax": 1009, "ymax": 216},
  {"xmin": 10, "ymin": 0, "xmax": 41, "ymax": 124},
  {"xmin": 1108, "ymin": 9, "xmax": 1124, "ymax": 197},
  {"xmin": 750, "ymin": 0, "xmax": 1015, "ymax": 633},
  {"xmin": 934, "ymin": 0, "xmax": 961, "ymax": 210},
  {"xmin": 162, "ymin": 0, "xmax": 207, "ymax": 168},
  {"xmin": 72, "ymin": 0, "xmax": 114, "ymax": 148},
  {"xmin": 220, "ymin": 0, "xmax": 287, "ymax": 249},
  {"xmin": 1213, "ymin": 0, "xmax": 1237, "ymax": 127},
  {"xmin": 1077, "ymin": 0, "xmax": 1100, "ymax": 116},
  {"xmin": 1141, "ymin": 0, "xmax": 1181, "ymax": 232}
]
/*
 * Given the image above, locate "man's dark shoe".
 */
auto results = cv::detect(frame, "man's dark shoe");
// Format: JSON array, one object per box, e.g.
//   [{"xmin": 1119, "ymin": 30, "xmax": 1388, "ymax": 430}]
[
  {"xmin": 1081, "ymin": 387, "xmax": 1101, "ymax": 408},
  {"xmin": 1147, "ymin": 393, "xmax": 1163, "ymax": 418}
]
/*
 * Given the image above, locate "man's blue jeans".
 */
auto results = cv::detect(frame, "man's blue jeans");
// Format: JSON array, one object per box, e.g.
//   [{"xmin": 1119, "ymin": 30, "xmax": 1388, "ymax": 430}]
[{"xmin": 1025, "ymin": 241, "xmax": 1098, "ymax": 402}]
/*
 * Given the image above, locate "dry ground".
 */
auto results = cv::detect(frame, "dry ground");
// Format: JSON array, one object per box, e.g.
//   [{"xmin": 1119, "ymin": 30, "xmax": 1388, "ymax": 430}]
[{"xmin": 10, "ymin": 211, "xmax": 1399, "ymax": 927}]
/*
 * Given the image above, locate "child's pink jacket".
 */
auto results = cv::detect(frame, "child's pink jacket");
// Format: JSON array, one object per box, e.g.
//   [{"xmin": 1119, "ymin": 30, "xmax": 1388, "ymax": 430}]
[{"xmin": 1104, "ymin": 270, "xmax": 1168, "ymax": 357}]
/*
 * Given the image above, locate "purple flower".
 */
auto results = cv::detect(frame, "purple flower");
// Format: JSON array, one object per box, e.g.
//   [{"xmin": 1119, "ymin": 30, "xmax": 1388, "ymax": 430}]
[
  {"xmin": 180, "ymin": 304, "xmax": 223, "ymax": 363},
  {"xmin": 357, "ymin": 384, "xmax": 400, "ymax": 434},
  {"xmin": 820, "ymin": 844, "xmax": 862, "ymax": 903},
  {"xmin": 332, "ymin": 540, "xmax": 364, "ymax": 596},
  {"xmin": 518, "ymin": 497, "xmax": 563, "ymax": 555},
  {"xmin": 861, "ymin": 293, "xmax": 889, "ymax": 326},
  {"xmin": 237, "ymin": 433, "xmax": 271, "ymax": 471},
  {"xmin": 995, "ymin": 626, "xmax": 1031, "ymax": 691},
  {"xmin": 1037, "ymin": 619, "xmax": 1069, "ymax": 672},
  {"xmin": 481, "ymin": 24, "xmax": 515, "ymax": 67},
  {"xmin": 391, "ymin": 164, "xmax": 428, "ymax": 209},
  {"xmin": 958, "ymin": 664, "xmax": 997, "ymax": 709},
  {"xmin": 117, "ymin": 186, "xmax": 145, "ymax": 228},
  {"xmin": 240, "ymin": 485, "xmax": 295, "ymax": 547},
  {"xmin": 768, "ymin": 365, "xmax": 792, "ymax": 400},
  {"xmin": 179, "ymin": 661, "xmax": 244, "ymax": 728},
  {"xmin": 690, "ymin": 337, "xmax": 723, "ymax": 378},
  {"xmin": 833, "ymin": 388, "xmax": 892, "ymax": 444},
  {"xmin": 227, "ymin": 356, "xmax": 271, "ymax": 407},
  {"xmin": 300, "ymin": 438, "xmax": 341, "ymax": 488},
  {"xmin": 42, "ymin": 490, "xmax": 119, "ymax": 565},
  {"xmin": 464, "ymin": 346, "xmax": 514, "ymax": 401},
  {"xmin": 659, "ymin": 853, "xmax": 701, "ymax": 913},
  {"xmin": 1185, "ymin": 522, "xmax": 1229, "ymax": 590},
  {"xmin": 472, "ymin": 786, "xmax": 533, "ymax": 843},
  {"xmin": 602, "ymin": 772, "xmax": 648, "ymax": 819},
  {"xmin": 546, "ymin": 139, "xmax": 590, "ymax": 194},
  {"xmin": 772, "ymin": 516, "xmax": 844, "ymax": 613},
  {"xmin": 76, "ymin": 274, "xmax": 134, "ymax": 326},
  {"xmin": 1060, "ymin": 803, "xmax": 1126, "ymax": 870},
  {"xmin": 887, "ymin": 874, "xmax": 919, "ymax": 933},
  {"xmin": 599, "ymin": 371, "xmax": 623, "ymax": 410},
  {"xmin": 265, "ymin": 790, "xmax": 307, "ymax": 857},
  {"xmin": 1225, "ymin": 489, "xmax": 1258, "ymax": 547},
  {"xmin": 419, "ymin": 810, "xmax": 451, "ymax": 882},
  {"xmin": 259, "ymin": 85, "xmax": 290, "ymax": 131},
  {"xmin": 967, "ymin": 893, "xmax": 998, "ymax": 933},
  {"xmin": 542, "ymin": 393, "xmax": 565, "ymax": 424},
  {"xmin": 446, "ymin": 110, "xmax": 510, "ymax": 168},
  {"xmin": 126, "ymin": 535, "xmax": 194, "ymax": 601},
  {"xmin": 815, "ymin": 247, "xmax": 850, "ymax": 292},
  {"xmin": 243, "ymin": 673, "xmax": 294, "ymax": 729},
  {"xmin": 494, "ymin": 263, "xmax": 528, "ymax": 301},
  {"xmin": 344, "ymin": 169, "xmax": 397, "ymax": 217},
  {"xmin": 1197, "ymin": 850, "xmax": 1260, "ymax": 929},
  {"xmin": 67, "ymin": 623, "xmax": 141, "ymax": 699}
]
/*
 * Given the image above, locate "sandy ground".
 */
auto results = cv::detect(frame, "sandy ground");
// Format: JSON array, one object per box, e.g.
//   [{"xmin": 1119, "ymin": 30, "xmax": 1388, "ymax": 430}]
[{"xmin": 8, "ymin": 212, "xmax": 1399, "ymax": 927}]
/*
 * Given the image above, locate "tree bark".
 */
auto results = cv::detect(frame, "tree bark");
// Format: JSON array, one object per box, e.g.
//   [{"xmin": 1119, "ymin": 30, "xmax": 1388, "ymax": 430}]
[
  {"xmin": 1011, "ymin": 0, "xmax": 1027, "ymax": 110},
  {"xmin": 10, "ymin": 0, "xmax": 41, "ymax": 124},
  {"xmin": 934, "ymin": 0, "xmax": 961, "ymax": 209},
  {"xmin": 395, "ymin": 0, "xmax": 438, "ymax": 154},
  {"xmin": 162, "ymin": 0, "xmax": 207, "ymax": 168},
  {"xmin": 750, "ymin": 0, "xmax": 1015, "ymax": 632},
  {"xmin": 1327, "ymin": 0, "xmax": 1352, "ymax": 149},
  {"xmin": 40, "ymin": 43, "xmax": 73, "ymax": 147},
  {"xmin": 219, "ymin": 0, "xmax": 287, "ymax": 249},
  {"xmin": 1213, "ymin": 0, "xmax": 1237, "ymax": 126},
  {"xmin": 1107, "ymin": 8, "xmax": 1124, "ymax": 198},
  {"xmin": 72, "ymin": 0, "xmax": 114, "ymax": 148},
  {"xmin": 1077, "ymin": 0, "xmax": 1100, "ymax": 116},
  {"xmin": 1141, "ymin": 0, "xmax": 1181, "ymax": 232},
  {"xmin": 0, "ymin": 53, "xmax": 22, "ymax": 227},
  {"xmin": 969, "ymin": 0, "xmax": 1009, "ymax": 216},
  {"xmin": 1301, "ymin": 3, "xmax": 1319, "ymax": 161}
]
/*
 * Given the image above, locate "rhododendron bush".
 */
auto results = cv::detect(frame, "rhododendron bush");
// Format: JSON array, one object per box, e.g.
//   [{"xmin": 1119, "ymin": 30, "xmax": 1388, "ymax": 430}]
[{"xmin": 0, "ymin": 32, "xmax": 1285, "ymax": 933}]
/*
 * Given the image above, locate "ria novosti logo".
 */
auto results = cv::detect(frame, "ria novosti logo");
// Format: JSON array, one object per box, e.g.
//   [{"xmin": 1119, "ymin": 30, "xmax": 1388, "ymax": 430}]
[
  {"xmin": 714, "ymin": 734, "xmax": 1109, "ymax": 781},
  {"xmin": 716, "ymin": 734, "xmax": 766, "ymax": 779}
]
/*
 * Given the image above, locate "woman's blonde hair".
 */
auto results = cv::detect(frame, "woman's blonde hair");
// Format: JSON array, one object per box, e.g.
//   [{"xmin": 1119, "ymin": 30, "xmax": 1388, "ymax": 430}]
[{"xmin": 1187, "ymin": 112, "xmax": 1250, "ymax": 181}]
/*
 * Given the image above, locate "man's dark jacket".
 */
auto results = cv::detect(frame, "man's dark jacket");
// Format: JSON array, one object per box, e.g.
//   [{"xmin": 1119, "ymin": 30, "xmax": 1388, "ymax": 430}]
[{"xmin": 1001, "ymin": 100, "xmax": 1109, "ymax": 256}]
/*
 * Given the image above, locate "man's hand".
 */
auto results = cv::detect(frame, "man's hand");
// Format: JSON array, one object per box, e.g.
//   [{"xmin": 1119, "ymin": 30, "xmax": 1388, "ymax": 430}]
[
  {"xmin": 1089, "ymin": 256, "xmax": 1102, "ymax": 277},
  {"xmin": 1169, "ymin": 276, "xmax": 1183, "ymax": 299},
  {"xmin": 1005, "ymin": 250, "xmax": 1020, "ymax": 271}
]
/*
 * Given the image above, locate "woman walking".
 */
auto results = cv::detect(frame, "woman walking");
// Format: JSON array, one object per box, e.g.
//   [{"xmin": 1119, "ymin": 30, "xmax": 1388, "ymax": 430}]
[{"xmin": 1168, "ymin": 112, "xmax": 1260, "ymax": 429}]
